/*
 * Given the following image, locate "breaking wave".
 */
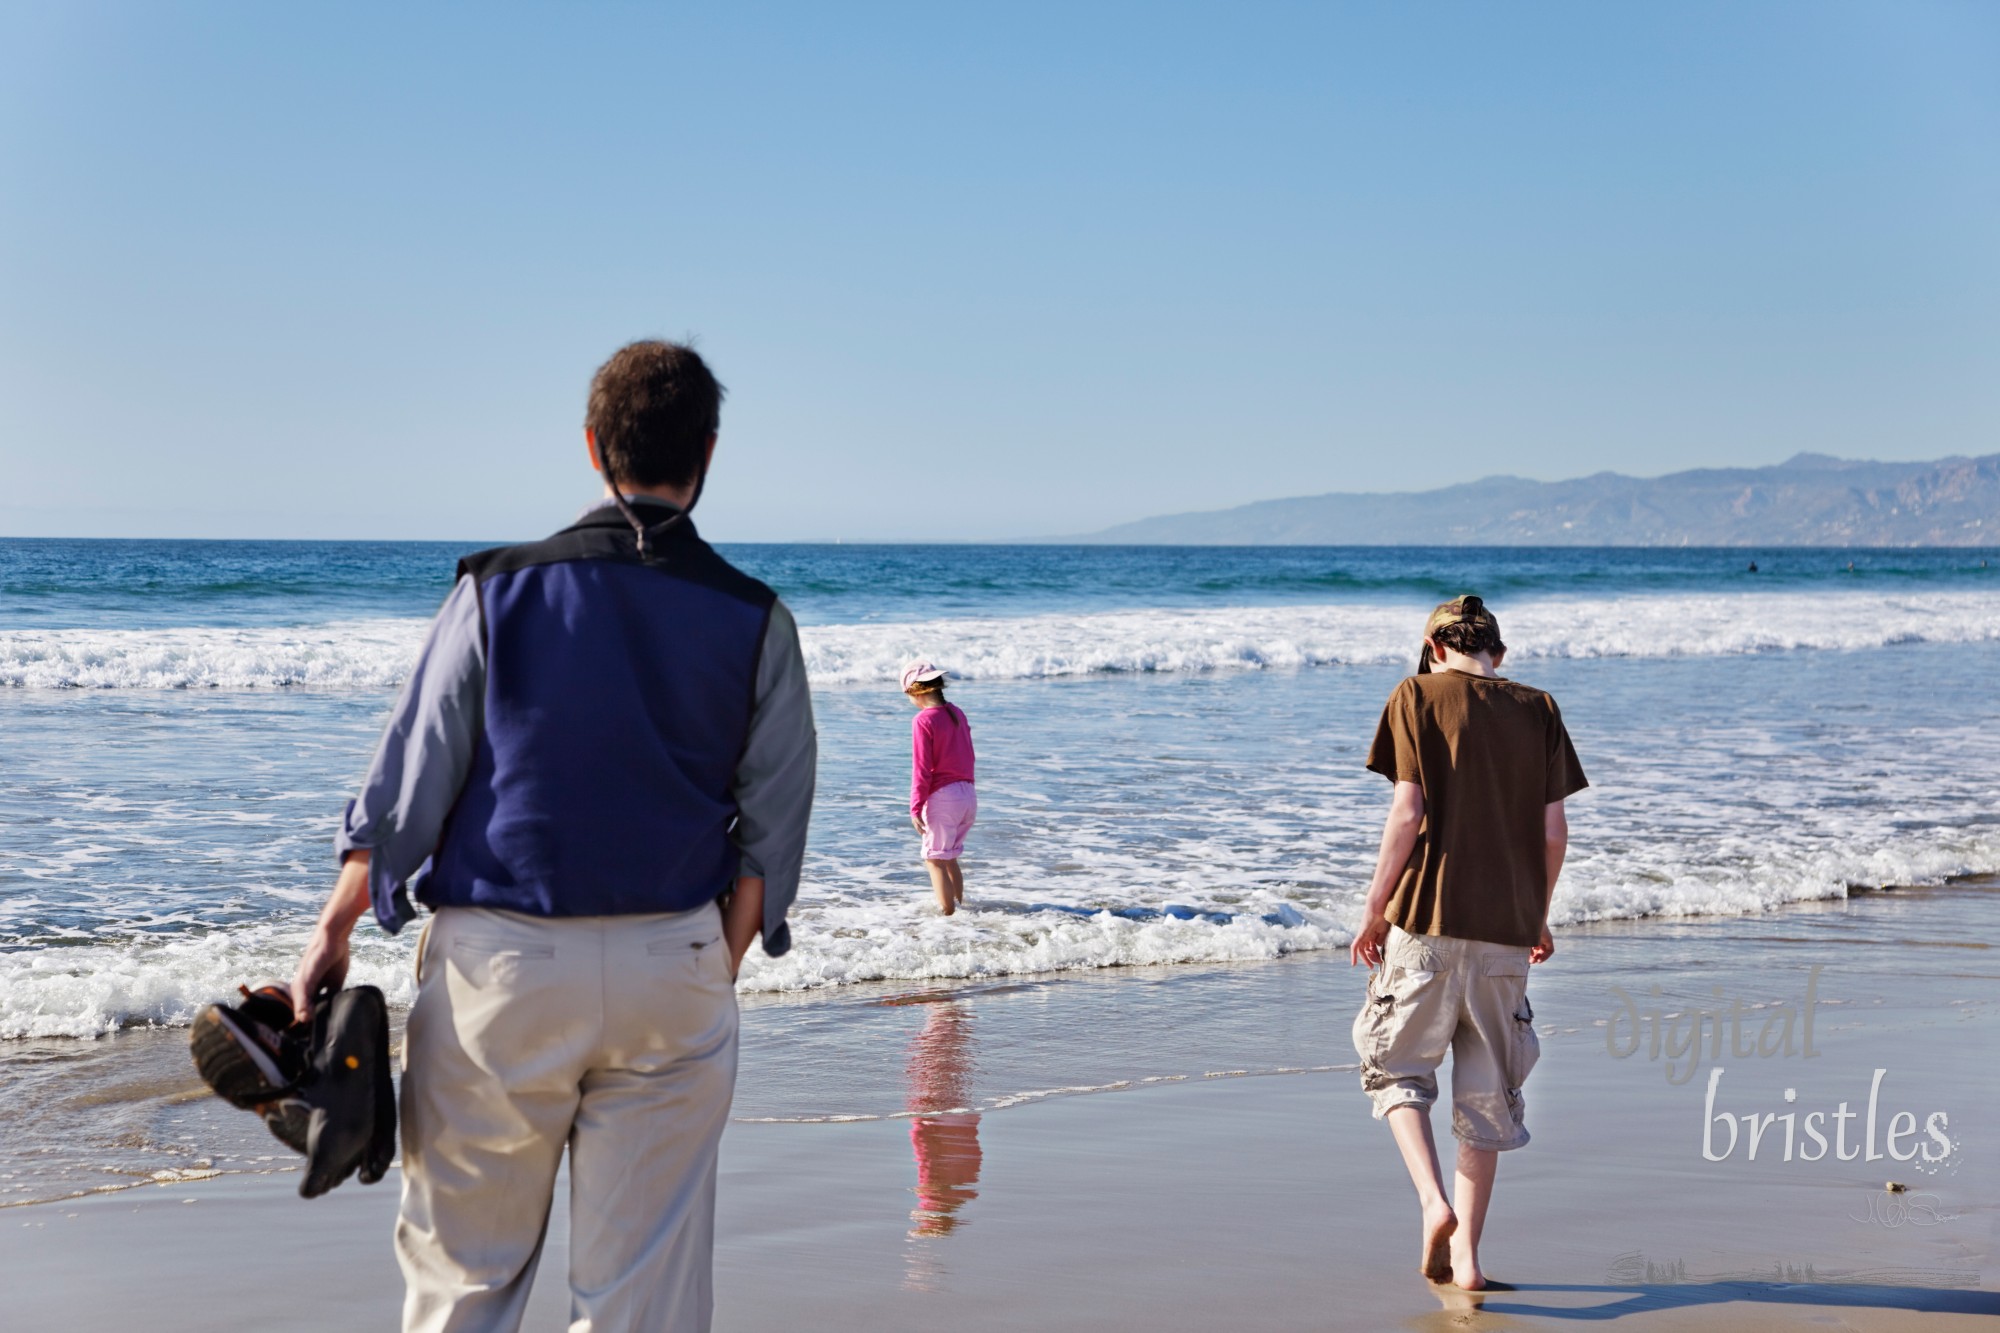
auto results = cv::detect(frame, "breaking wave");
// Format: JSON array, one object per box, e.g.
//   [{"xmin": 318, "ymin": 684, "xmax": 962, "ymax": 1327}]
[
  {"xmin": 2, "ymin": 589, "xmax": 1996, "ymax": 690},
  {"xmin": 5, "ymin": 829, "xmax": 1993, "ymax": 1039}
]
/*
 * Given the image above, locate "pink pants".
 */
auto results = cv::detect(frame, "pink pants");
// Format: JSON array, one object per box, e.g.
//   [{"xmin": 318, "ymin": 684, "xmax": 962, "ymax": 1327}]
[{"xmin": 921, "ymin": 782, "xmax": 977, "ymax": 860}]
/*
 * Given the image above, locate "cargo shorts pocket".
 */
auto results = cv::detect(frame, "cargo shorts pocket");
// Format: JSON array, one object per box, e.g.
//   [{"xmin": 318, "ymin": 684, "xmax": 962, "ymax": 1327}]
[
  {"xmin": 1510, "ymin": 996, "xmax": 1540, "ymax": 1088},
  {"xmin": 1353, "ymin": 974, "xmax": 1396, "ymax": 1065},
  {"xmin": 1480, "ymin": 954, "xmax": 1537, "ymax": 1124},
  {"xmin": 1354, "ymin": 957, "xmax": 1440, "ymax": 1066},
  {"xmin": 1504, "ymin": 998, "xmax": 1539, "ymax": 1131}
]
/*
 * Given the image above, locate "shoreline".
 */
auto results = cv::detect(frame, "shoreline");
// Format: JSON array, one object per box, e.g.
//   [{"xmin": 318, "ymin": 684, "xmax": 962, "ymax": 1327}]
[
  {"xmin": 4, "ymin": 878, "xmax": 1994, "ymax": 1328},
  {"xmin": 4, "ymin": 874, "xmax": 1995, "ymax": 1209}
]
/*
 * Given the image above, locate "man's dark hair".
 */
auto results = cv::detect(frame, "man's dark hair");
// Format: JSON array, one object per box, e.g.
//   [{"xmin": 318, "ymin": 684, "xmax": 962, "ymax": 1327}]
[{"xmin": 585, "ymin": 340, "xmax": 725, "ymax": 491}]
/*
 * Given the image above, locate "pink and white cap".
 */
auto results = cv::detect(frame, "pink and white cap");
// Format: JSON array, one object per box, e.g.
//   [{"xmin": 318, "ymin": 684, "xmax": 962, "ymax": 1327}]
[{"xmin": 900, "ymin": 659, "xmax": 948, "ymax": 691}]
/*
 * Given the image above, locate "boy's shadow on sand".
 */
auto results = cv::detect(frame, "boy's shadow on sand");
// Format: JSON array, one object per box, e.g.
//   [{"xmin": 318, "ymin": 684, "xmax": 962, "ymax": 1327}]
[{"xmin": 1416, "ymin": 1279, "xmax": 1999, "ymax": 1326}]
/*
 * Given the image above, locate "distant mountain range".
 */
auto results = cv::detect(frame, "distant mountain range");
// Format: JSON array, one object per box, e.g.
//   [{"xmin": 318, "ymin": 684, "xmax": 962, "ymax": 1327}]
[{"xmin": 1078, "ymin": 453, "xmax": 2000, "ymax": 546}]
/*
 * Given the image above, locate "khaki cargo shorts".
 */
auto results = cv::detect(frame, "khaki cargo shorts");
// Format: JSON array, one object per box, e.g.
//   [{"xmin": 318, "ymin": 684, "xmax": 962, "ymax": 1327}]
[{"xmin": 1351, "ymin": 926, "xmax": 1540, "ymax": 1151}]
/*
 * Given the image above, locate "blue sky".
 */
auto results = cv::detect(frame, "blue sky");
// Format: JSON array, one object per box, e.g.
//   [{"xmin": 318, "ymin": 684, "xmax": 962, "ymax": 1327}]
[{"xmin": 2, "ymin": 2, "xmax": 1996, "ymax": 541}]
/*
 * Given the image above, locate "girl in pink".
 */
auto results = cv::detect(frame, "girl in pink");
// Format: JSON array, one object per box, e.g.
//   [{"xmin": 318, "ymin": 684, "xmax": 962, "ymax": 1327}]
[{"xmin": 902, "ymin": 660, "xmax": 977, "ymax": 914}]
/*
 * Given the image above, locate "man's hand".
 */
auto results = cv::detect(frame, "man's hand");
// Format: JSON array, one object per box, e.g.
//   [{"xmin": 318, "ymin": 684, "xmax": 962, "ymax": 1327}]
[
  {"xmin": 291, "ymin": 927, "xmax": 352, "ymax": 1023},
  {"xmin": 291, "ymin": 852, "xmax": 373, "ymax": 1023},
  {"xmin": 723, "ymin": 876, "xmax": 765, "ymax": 980},
  {"xmin": 1350, "ymin": 913, "xmax": 1391, "ymax": 969},
  {"xmin": 1530, "ymin": 923, "xmax": 1556, "ymax": 965}
]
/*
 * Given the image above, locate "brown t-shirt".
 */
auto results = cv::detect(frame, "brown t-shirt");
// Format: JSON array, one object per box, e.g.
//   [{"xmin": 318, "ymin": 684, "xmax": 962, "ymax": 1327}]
[{"xmin": 1366, "ymin": 669, "xmax": 1589, "ymax": 948}]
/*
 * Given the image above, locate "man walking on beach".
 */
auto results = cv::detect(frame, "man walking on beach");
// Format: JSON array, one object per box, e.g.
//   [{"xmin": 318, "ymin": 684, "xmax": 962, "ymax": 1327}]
[
  {"xmin": 1349, "ymin": 595, "xmax": 1586, "ymax": 1290},
  {"xmin": 289, "ymin": 340, "xmax": 817, "ymax": 1332}
]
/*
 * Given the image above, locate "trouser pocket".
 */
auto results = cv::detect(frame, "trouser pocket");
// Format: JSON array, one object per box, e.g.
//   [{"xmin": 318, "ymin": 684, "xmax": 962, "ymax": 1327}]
[{"xmin": 413, "ymin": 915, "xmax": 435, "ymax": 987}]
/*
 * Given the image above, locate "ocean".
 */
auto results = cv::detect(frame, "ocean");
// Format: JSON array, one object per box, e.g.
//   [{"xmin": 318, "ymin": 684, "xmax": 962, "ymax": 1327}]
[{"xmin": 3, "ymin": 536, "xmax": 1998, "ymax": 1207}]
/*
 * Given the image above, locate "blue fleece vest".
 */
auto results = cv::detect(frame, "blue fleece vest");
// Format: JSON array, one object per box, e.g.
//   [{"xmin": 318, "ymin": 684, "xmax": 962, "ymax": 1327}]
[{"xmin": 423, "ymin": 510, "xmax": 776, "ymax": 918}]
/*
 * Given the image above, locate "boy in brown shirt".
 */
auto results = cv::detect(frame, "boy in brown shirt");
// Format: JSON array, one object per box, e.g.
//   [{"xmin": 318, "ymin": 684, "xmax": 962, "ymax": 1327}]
[{"xmin": 1350, "ymin": 595, "xmax": 1588, "ymax": 1290}]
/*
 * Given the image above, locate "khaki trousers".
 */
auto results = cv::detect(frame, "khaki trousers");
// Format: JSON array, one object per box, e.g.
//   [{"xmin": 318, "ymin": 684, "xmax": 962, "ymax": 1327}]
[{"xmin": 397, "ymin": 904, "xmax": 739, "ymax": 1333}]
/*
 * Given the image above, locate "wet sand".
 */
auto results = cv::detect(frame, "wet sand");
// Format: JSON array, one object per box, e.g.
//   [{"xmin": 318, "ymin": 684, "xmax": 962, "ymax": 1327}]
[{"xmin": 4, "ymin": 882, "xmax": 1996, "ymax": 1330}]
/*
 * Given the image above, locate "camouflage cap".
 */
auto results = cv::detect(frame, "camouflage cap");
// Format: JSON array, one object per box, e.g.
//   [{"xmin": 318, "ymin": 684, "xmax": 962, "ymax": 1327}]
[{"xmin": 1417, "ymin": 594, "xmax": 1499, "ymax": 674}]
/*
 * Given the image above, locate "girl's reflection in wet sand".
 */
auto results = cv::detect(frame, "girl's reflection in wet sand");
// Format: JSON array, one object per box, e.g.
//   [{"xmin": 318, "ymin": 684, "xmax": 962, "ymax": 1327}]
[{"xmin": 902, "ymin": 1000, "xmax": 983, "ymax": 1286}]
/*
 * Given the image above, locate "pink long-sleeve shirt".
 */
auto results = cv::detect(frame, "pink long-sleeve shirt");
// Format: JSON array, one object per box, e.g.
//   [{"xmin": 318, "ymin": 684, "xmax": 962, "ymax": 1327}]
[{"xmin": 910, "ymin": 702, "xmax": 976, "ymax": 816}]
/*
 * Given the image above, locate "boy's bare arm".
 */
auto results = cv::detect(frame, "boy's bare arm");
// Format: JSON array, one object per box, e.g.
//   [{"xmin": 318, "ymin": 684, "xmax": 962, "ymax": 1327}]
[
  {"xmin": 1350, "ymin": 781, "xmax": 1425, "ymax": 968},
  {"xmin": 1533, "ymin": 800, "xmax": 1568, "ymax": 964}
]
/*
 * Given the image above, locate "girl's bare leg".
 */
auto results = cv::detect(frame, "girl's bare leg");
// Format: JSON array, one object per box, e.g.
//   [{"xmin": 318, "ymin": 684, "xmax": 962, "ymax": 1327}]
[
  {"xmin": 925, "ymin": 859, "xmax": 956, "ymax": 915},
  {"xmin": 945, "ymin": 859, "xmax": 965, "ymax": 908}
]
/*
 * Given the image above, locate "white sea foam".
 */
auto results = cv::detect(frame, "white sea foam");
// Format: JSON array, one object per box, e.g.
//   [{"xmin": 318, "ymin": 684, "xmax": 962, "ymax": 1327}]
[
  {"xmin": 796, "ymin": 590, "xmax": 2000, "ymax": 682},
  {"xmin": 3, "ymin": 589, "xmax": 1998, "ymax": 690},
  {"xmin": 5, "ymin": 585, "xmax": 1997, "ymax": 1039},
  {"xmin": 0, "ymin": 927, "xmax": 418, "ymax": 1040},
  {"xmin": 742, "ymin": 894, "xmax": 1354, "ymax": 994},
  {"xmin": 0, "ymin": 621, "xmax": 425, "ymax": 690},
  {"xmin": 4, "ymin": 826, "xmax": 1991, "ymax": 1038}
]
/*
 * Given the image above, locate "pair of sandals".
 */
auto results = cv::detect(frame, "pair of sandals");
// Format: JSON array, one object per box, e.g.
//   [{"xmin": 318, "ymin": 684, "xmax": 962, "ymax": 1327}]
[{"xmin": 188, "ymin": 983, "xmax": 396, "ymax": 1199}]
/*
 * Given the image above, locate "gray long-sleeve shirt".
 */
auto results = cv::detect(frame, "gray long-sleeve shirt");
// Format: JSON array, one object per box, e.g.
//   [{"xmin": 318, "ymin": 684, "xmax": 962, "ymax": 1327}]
[{"xmin": 336, "ymin": 558, "xmax": 817, "ymax": 957}]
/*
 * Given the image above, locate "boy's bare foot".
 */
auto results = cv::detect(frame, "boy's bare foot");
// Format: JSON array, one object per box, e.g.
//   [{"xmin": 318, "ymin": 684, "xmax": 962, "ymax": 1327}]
[
  {"xmin": 1448, "ymin": 1235, "xmax": 1485, "ymax": 1290},
  {"xmin": 1421, "ymin": 1200, "xmax": 1457, "ymax": 1281}
]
